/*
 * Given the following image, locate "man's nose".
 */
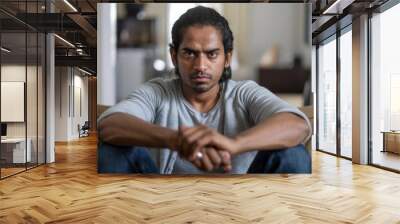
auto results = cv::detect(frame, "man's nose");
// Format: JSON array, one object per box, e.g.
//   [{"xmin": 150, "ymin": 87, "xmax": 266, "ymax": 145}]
[{"xmin": 193, "ymin": 54, "xmax": 207, "ymax": 73}]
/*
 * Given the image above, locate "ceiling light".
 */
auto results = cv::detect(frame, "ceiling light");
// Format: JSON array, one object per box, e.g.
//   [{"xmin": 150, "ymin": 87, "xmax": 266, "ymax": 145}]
[
  {"xmin": 54, "ymin": 34, "xmax": 75, "ymax": 48},
  {"xmin": 153, "ymin": 59, "xmax": 166, "ymax": 71},
  {"xmin": 323, "ymin": 0, "xmax": 341, "ymax": 14},
  {"xmin": 78, "ymin": 67, "xmax": 92, "ymax": 76},
  {"xmin": 63, "ymin": 0, "xmax": 78, "ymax": 12},
  {"xmin": 322, "ymin": 0, "xmax": 354, "ymax": 15},
  {"xmin": 1, "ymin": 47, "xmax": 11, "ymax": 53}
]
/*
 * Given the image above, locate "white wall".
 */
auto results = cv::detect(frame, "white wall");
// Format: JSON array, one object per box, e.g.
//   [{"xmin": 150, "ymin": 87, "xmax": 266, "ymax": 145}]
[
  {"xmin": 55, "ymin": 67, "xmax": 89, "ymax": 141},
  {"xmin": 55, "ymin": 67, "xmax": 69, "ymax": 141},
  {"xmin": 1, "ymin": 65, "xmax": 26, "ymax": 81}
]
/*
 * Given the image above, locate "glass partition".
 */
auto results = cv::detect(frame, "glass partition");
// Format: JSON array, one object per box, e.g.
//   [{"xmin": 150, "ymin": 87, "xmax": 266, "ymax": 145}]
[
  {"xmin": 317, "ymin": 36, "xmax": 337, "ymax": 155},
  {"xmin": 370, "ymin": 3, "xmax": 400, "ymax": 171},
  {"xmin": 0, "ymin": 1, "xmax": 46, "ymax": 179},
  {"xmin": 339, "ymin": 28, "xmax": 352, "ymax": 158},
  {"xmin": 1, "ymin": 30, "xmax": 28, "ymax": 177}
]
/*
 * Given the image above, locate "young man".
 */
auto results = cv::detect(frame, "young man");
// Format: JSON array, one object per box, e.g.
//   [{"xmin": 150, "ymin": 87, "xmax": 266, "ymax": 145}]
[{"xmin": 97, "ymin": 6, "xmax": 311, "ymax": 174}]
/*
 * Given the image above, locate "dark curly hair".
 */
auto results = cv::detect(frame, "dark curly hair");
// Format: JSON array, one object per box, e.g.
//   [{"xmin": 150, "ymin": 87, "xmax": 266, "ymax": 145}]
[{"xmin": 169, "ymin": 6, "xmax": 234, "ymax": 82}]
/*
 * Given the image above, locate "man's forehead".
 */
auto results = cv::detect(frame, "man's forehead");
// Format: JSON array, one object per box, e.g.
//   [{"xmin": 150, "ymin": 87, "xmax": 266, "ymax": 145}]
[{"xmin": 179, "ymin": 25, "xmax": 223, "ymax": 50}]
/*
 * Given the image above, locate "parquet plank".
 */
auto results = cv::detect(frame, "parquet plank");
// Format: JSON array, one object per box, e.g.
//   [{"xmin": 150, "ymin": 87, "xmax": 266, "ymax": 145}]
[{"xmin": 0, "ymin": 134, "xmax": 400, "ymax": 223}]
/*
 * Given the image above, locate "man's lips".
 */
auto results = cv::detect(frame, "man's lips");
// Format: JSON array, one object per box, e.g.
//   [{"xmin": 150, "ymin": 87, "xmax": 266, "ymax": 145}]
[
  {"xmin": 190, "ymin": 74, "xmax": 211, "ymax": 82},
  {"xmin": 192, "ymin": 76, "xmax": 210, "ymax": 82}
]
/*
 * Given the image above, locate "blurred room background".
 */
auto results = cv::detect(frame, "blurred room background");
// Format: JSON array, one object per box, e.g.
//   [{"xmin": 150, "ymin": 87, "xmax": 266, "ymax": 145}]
[{"xmin": 97, "ymin": 3, "xmax": 312, "ymax": 109}]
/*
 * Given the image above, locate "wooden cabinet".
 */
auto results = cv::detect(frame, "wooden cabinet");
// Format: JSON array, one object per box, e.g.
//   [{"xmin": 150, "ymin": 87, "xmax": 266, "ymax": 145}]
[
  {"xmin": 382, "ymin": 131, "xmax": 400, "ymax": 154},
  {"xmin": 258, "ymin": 67, "xmax": 310, "ymax": 93}
]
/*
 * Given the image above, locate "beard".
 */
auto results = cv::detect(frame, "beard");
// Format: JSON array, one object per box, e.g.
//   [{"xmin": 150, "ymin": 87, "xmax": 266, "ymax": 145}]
[
  {"xmin": 191, "ymin": 83, "xmax": 211, "ymax": 93},
  {"xmin": 175, "ymin": 67, "xmax": 220, "ymax": 93},
  {"xmin": 189, "ymin": 72, "xmax": 214, "ymax": 93}
]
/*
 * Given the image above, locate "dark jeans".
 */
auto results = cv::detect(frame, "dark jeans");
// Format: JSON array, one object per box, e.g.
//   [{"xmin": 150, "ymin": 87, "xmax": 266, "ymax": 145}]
[{"xmin": 98, "ymin": 143, "xmax": 311, "ymax": 174}]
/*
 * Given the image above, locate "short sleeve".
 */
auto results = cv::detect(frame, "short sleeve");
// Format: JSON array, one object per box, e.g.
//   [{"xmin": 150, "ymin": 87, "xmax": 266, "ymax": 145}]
[
  {"xmin": 97, "ymin": 80, "xmax": 164, "ymax": 124},
  {"xmin": 237, "ymin": 81, "xmax": 312, "ymax": 142}
]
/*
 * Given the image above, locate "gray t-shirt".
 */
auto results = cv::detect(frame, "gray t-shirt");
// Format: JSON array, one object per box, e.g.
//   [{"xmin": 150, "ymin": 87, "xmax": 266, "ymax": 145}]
[{"xmin": 98, "ymin": 77, "xmax": 311, "ymax": 174}]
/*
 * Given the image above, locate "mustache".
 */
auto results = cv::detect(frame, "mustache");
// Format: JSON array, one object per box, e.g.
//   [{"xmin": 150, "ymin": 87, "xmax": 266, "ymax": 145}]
[{"xmin": 190, "ymin": 72, "xmax": 212, "ymax": 79}]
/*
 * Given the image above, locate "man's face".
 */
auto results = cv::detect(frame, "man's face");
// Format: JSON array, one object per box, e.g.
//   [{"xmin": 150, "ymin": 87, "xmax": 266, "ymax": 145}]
[{"xmin": 170, "ymin": 25, "xmax": 232, "ymax": 93}]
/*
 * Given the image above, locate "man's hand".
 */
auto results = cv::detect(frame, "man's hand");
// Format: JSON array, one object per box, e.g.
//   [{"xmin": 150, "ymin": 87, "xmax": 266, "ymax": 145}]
[
  {"xmin": 191, "ymin": 147, "xmax": 232, "ymax": 172},
  {"xmin": 177, "ymin": 125, "xmax": 239, "ymax": 172}
]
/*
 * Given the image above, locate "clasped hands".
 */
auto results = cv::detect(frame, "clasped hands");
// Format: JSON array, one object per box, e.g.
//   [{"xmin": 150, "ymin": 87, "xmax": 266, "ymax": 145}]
[{"xmin": 172, "ymin": 124, "xmax": 240, "ymax": 172}]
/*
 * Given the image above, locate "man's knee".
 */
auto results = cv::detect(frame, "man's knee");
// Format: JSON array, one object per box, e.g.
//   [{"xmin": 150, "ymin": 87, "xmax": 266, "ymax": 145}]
[
  {"xmin": 248, "ymin": 144, "xmax": 311, "ymax": 173},
  {"xmin": 277, "ymin": 145, "xmax": 311, "ymax": 173},
  {"xmin": 97, "ymin": 142, "xmax": 158, "ymax": 173}
]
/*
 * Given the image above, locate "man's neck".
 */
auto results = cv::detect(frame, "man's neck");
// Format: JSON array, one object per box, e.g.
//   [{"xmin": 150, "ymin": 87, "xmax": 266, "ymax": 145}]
[{"xmin": 181, "ymin": 83, "xmax": 221, "ymax": 113}]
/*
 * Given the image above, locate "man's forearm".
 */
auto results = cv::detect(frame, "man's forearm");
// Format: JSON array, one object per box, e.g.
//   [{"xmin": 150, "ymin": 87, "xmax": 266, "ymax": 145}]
[
  {"xmin": 232, "ymin": 112, "xmax": 310, "ymax": 154},
  {"xmin": 98, "ymin": 112, "xmax": 178, "ymax": 149}
]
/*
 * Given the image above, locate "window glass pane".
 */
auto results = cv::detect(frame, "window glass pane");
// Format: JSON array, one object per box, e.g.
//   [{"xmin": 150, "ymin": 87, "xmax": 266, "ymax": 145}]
[
  {"xmin": 371, "ymin": 3, "xmax": 400, "ymax": 171},
  {"xmin": 340, "ymin": 29, "xmax": 352, "ymax": 158},
  {"xmin": 318, "ymin": 37, "xmax": 337, "ymax": 154}
]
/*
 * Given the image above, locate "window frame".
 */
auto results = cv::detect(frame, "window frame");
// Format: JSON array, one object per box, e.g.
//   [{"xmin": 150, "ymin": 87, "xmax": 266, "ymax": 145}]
[{"xmin": 315, "ymin": 21, "xmax": 353, "ymax": 161}]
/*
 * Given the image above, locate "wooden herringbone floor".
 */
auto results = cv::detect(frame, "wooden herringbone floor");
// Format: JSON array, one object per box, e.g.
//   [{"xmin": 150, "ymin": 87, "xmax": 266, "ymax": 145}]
[{"xmin": 1, "ymin": 134, "xmax": 400, "ymax": 223}]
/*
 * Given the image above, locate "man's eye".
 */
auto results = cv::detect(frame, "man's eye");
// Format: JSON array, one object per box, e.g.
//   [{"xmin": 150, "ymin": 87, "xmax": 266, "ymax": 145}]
[
  {"xmin": 208, "ymin": 52, "xmax": 218, "ymax": 58},
  {"xmin": 183, "ymin": 51, "xmax": 195, "ymax": 58}
]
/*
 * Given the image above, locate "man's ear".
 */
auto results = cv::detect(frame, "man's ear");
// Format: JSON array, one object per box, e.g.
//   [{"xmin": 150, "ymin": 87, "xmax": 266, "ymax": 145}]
[
  {"xmin": 225, "ymin": 51, "xmax": 233, "ymax": 68},
  {"xmin": 169, "ymin": 47, "xmax": 178, "ymax": 67}
]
